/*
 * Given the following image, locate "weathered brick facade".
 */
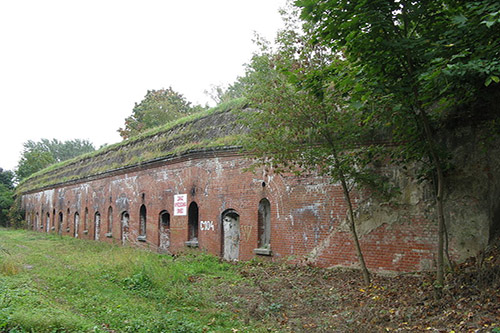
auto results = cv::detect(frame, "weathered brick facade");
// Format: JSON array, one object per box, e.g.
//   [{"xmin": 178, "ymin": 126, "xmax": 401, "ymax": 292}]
[
  {"xmin": 21, "ymin": 147, "xmax": 440, "ymax": 273},
  {"xmin": 19, "ymin": 106, "xmax": 500, "ymax": 274}
]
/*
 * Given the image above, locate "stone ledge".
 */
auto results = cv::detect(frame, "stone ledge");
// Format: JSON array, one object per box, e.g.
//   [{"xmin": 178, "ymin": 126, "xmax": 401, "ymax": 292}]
[
  {"xmin": 185, "ymin": 240, "xmax": 199, "ymax": 248},
  {"xmin": 254, "ymin": 248, "xmax": 272, "ymax": 256}
]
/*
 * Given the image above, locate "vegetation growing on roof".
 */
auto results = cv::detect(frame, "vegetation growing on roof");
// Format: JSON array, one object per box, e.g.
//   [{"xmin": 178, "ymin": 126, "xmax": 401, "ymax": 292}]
[
  {"xmin": 118, "ymin": 87, "xmax": 208, "ymax": 140},
  {"xmin": 16, "ymin": 98, "xmax": 250, "ymax": 194}
]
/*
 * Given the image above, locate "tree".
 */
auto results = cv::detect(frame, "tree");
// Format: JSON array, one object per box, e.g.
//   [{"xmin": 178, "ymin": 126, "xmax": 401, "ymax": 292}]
[
  {"xmin": 48, "ymin": 139, "xmax": 96, "ymax": 162},
  {"xmin": 0, "ymin": 168, "xmax": 15, "ymax": 227},
  {"xmin": 240, "ymin": 5, "xmax": 388, "ymax": 285},
  {"xmin": 204, "ymin": 81, "xmax": 246, "ymax": 105},
  {"xmin": 296, "ymin": 0, "xmax": 500, "ymax": 286},
  {"xmin": 16, "ymin": 148, "xmax": 55, "ymax": 181},
  {"xmin": 118, "ymin": 87, "xmax": 207, "ymax": 139},
  {"xmin": 16, "ymin": 139, "xmax": 95, "ymax": 181},
  {"xmin": 0, "ymin": 168, "xmax": 14, "ymax": 190}
]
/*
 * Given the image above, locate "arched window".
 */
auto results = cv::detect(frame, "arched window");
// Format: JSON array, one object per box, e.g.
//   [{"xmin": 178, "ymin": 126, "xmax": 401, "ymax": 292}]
[
  {"xmin": 74, "ymin": 212, "xmax": 80, "ymax": 238},
  {"xmin": 158, "ymin": 210, "xmax": 170, "ymax": 252},
  {"xmin": 40, "ymin": 210, "xmax": 44, "ymax": 230},
  {"xmin": 187, "ymin": 202, "xmax": 199, "ymax": 246},
  {"xmin": 35, "ymin": 212, "xmax": 40, "ymax": 230},
  {"xmin": 84, "ymin": 208, "xmax": 89, "ymax": 233},
  {"xmin": 52, "ymin": 209, "xmax": 56, "ymax": 230},
  {"xmin": 255, "ymin": 198, "xmax": 272, "ymax": 256},
  {"xmin": 160, "ymin": 210, "xmax": 170, "ymax": 228},
  {"xmin": 94, "ymin": 212, "xmax": 101, "ymax": 240},
  {"xmin": 27, "ymin": 212, "xmax": 32, "ymax": 229},
  {"xmin": 46, "ymin": 212, "xmax": 50, "ymax": 233},
  {"xmin": 66, "ymin": 208, "xmax": 70, "ymax": 232},
  {"xmin": 106, "ymin": 206, "xmax": 113, "ymax": 237},
  {"xmin": 138, "ymin": 205, "xmax": 147, "ymax": 241},
  {"xmin": 58, "ymin": 212, "xmax": 63, "ymax": 235}
]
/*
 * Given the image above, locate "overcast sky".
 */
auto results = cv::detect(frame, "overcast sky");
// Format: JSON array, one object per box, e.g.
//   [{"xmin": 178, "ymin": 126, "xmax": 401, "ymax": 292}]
[{"xmin": 0, "ymin": 0, "xmax": 288, "ymax": 171}]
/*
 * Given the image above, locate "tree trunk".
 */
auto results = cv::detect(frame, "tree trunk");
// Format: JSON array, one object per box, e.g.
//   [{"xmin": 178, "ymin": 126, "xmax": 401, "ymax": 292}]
[
  {"xmin": 405, "ymin": 42, "xmax": 447, "ymax": 285},
  {"xmin": 418, "ymin": 109, "xmax": 446, "ymax": 286},
  {"xmin": 339, "ymin": 175, "xmax": 371, "ymax": 285}
]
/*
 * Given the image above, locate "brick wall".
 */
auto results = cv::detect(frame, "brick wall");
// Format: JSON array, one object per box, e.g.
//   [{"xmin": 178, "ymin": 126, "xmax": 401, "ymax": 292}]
[{"xmin": 21, "ymin": 150, "xmax": 442, "ymax": 273}]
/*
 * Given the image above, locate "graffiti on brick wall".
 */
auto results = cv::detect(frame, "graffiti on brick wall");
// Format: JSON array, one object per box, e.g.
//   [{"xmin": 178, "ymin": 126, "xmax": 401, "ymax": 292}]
[
  {"xmin": 241, "ymin": 225, "xmax": 253, "ymax": 242},
  {"xmin": 200, "ymin": 220, "xmax": 214, "ymax": 231}
]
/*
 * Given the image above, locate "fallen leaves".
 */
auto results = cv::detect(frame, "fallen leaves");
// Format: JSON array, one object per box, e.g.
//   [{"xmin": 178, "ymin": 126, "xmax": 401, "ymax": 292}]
[{"xmin": 212, "ymin": 238, "xmax": 500, "ymax": 332}]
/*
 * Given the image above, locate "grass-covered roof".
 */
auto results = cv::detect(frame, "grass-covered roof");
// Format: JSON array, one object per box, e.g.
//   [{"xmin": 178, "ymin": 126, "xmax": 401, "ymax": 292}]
[{"xmin": 17, "ymin": 99, "xmax": 250, "ymax": 194}]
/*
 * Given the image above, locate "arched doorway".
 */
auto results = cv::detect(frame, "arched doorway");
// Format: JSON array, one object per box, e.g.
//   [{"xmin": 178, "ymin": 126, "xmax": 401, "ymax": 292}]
[
  {"xmin": 121, "ymin": 211, "xmax": 130, "ymax": 245},
  {"xmin": 222, "ymin": 209, "xmax": 240, "ymax": 261},
  {"xmin": 58, "ymin": 212, "xmax": 63, "ymax": 236},
  {"xmin": 158, "ymin": 210, "xmax": 170, "ymax": 253}
]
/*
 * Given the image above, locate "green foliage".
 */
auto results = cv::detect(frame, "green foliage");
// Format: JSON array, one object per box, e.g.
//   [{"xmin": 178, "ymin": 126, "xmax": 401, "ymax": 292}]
[
  {"xmin": 419, "ymin": 1, "xmax": 500, "ymax": 106},
  {"xmin": 121, "ymin": 267, "xmax": 153, "ymax": 291},
  {"xmin": 239, "ymin": 4, "xmax": 380, "ymax": 284},
  {"xmin": 22, "ymin": 138, "xmax": 95, "ymax": 163},
  {"xmin": 6, "ymin": 198, "xmax": 25, "ymax": 229},
  {"xmin": 295, "ymin": 0, "xmax": 500, "ymax": 285},
  {"xmin": 0, "ymin": 186, "xmax": 14, "ymax": 228},
  {"xmin": 204, "ymin": 81, "xmax": 247, "ymax": 105},
  {"xmin": 0, "ymin": 168, "xmax": 14, "ymax": 189},
  {"xmin": 15, "ymin": 149, "xmax": 55, "ymax": 182},
  {"xmin": 241, "ymin": 7, "xmax": 380, "ymax": 183},
  {"xmin": 0, "ymin": 168, "xmax": 15, "ymax": 227},
  {"xmin": 15, "ymin": 138, "xmax": 95, "ymax": 181},
  {"xmin": 118, "ymin": 87, "xmax": 208, "ymax": 139},
  {"xmin": 296, "ymin": 0, "xmax": 500, "ymax": 149}
]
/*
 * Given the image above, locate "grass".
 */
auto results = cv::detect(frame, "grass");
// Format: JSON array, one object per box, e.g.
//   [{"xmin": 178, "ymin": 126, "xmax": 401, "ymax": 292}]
[
  {"xmin": 0, "ymin": 228, "xmax": 267, "ymax": 332},
  {"xmin": 2, "ymin": 228, "xmax": 498, "ymax": 332}
]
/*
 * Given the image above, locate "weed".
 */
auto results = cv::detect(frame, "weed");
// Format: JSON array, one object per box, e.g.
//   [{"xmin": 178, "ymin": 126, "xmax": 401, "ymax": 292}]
[
  {"xmin": 0, "ymin": 258, "xmax": 21, "ymax": 276},
  {"xmin": 121, "ymin": 268, "xmax": 153, "ymax": 291},
  {"xmin": 268, "ymin": 302, "xmax": 283, "ymax": 312}
]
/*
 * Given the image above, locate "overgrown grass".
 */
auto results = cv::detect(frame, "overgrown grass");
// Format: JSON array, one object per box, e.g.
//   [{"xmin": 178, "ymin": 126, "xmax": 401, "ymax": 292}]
[
  {"xmin": 0, "ymin": 228, "xmax": 267, "ymax": 332},
  {"xmin": 2, "ymin": 228, "xmax": 499, "ymax": 332}
]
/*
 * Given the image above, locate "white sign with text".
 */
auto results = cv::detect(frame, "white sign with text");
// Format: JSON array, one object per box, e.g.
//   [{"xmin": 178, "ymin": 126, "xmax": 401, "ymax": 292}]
[{"xmin": 173, "ymin": 194, "xmax": 187, "ymax": 216}]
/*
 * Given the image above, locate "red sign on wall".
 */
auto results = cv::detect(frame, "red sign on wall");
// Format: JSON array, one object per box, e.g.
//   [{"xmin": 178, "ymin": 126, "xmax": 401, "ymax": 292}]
[{"xmin": 174, "ymin": 194, "xmax": 187, "ymax": 216}]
